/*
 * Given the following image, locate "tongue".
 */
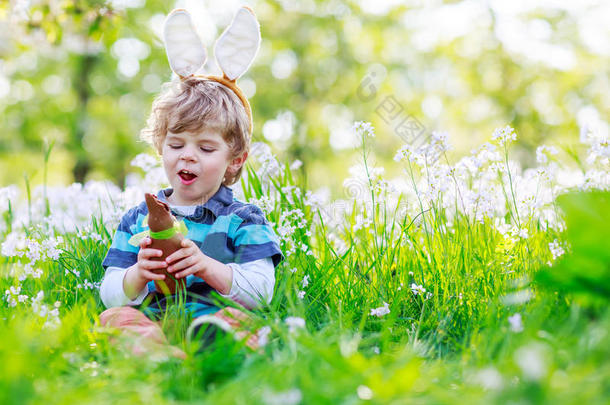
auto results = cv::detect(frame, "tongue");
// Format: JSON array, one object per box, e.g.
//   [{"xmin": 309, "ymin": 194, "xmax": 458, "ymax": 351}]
[{"xmin": 179, "ymin": 172, "xmax": 196, "ymax": 181}]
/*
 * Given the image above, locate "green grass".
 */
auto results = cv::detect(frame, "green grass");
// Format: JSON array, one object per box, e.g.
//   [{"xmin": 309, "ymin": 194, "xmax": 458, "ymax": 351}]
[{"xmin": 1, "ymin": 128, "xmax": 609, "ymax": 404}]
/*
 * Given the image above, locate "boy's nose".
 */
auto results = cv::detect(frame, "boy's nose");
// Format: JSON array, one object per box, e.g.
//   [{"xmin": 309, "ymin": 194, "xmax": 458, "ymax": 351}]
[{"xmin": 179, "ymin": 148, "xmax": 196, "ymax": 161}]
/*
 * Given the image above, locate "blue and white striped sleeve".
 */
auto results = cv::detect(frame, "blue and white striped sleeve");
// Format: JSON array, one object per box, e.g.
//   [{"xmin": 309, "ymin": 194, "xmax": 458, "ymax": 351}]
[
  {"xmin": 101, "ymin": 207, "xmax": 140, "ymax": 270},
  {"xmin": 232, "ymin": 205, "xmax": 283, "ymax": 268}
]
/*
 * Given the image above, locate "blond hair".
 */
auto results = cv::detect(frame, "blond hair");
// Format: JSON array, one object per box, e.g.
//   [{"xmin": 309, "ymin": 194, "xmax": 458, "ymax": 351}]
[{"xmin": 140, "ymin": 77, "xmax": 251, "ymax": 185}]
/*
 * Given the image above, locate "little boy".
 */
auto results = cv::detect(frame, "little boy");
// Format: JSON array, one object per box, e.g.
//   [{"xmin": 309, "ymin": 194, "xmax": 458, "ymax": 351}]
[{"xmin": 98, "ymin": 76, "xmax": 282, "ymax": 354}]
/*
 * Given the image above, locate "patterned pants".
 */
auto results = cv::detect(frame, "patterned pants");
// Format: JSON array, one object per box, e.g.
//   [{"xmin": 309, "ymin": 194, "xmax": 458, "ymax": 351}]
[{"xmin": 99, "ymin": 305, "xmax": 259, "ymax": 358}]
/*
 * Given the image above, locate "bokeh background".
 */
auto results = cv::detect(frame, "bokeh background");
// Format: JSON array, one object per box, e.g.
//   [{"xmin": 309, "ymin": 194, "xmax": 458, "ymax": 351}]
[{"xmin": 1, "ymin": 0, "xmax": 608, "ymax": 195}]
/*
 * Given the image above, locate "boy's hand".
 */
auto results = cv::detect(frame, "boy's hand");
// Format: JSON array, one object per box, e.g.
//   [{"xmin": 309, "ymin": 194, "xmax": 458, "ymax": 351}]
[
  {"xmin": 123, "ymin": 237, "xmax": 168, "ymax": 300},
  {"xmin": 134, "ymin": 237, "xmax": 168, "ymax": 281},
  {"xmin": 165, "ymin": 238, "xmax": 208, "ymax": 280}
]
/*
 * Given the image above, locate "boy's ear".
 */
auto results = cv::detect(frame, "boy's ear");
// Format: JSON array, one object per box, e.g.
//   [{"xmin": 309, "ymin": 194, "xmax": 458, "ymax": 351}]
[
  {"xmin": 227, "ymin": 151, "xmax": 248, "ymax": 173},
  {"xmin": 163, "ymin": 9, "xmax": 208, "ymax": 78},
  {"xmin": 214, "ymin": 7, "xmax": 261, "ymax": 81}
]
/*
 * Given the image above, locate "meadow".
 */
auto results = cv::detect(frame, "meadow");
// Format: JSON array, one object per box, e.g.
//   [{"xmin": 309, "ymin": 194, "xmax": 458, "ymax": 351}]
[{"xmin": 1, "ymin": 123, "xmax": 609, "ymax": 404}]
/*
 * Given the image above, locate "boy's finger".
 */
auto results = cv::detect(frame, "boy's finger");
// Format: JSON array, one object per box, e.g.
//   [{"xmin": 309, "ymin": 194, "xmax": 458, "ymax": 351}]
[
  {"xmin": 142, "ymin": 270, "xmax": 165, "ymax": 280},
  {"xmin": 143, "ymin": 260, "xmax": 167, "ymax": 270},
  {"xmin": 175, "ymin": 267, "xmax": 195, "ymax": 279},
  {"xmin": 168, "ymin": 257, "xmax": 191, "ymax": 273},
  {"xmin": 142, "ymin": 248, "xmax": 163, "ymax": 258},
  {"xmin": 166, "ymin": 250, "xmax": 186, "ymax": 264}
]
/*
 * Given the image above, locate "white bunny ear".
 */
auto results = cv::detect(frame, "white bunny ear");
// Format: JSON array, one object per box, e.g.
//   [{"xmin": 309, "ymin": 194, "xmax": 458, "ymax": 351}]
[
  {"xmin": 163, "ymin": 9, "xmax": 207, "ymax": 78},
  {"xmin": 214, "ymin": 7, "xmax": 261, "ymax": 81}
]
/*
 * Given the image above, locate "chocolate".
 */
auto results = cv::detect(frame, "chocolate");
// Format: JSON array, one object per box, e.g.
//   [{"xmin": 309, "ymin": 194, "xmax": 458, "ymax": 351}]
[{"xmin": 144, "ymin": 193, "xmax": 186, "ymax": 295}]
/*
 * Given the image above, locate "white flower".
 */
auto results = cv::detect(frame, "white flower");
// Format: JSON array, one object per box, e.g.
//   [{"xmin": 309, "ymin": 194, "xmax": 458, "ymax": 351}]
[
  {"xmin": 430, "ymin": 131, "xmax": 452, "ymax": 153},
  {"xmin": 473, "ymin": 367, "xmax": 504, "ymax": 390},
  {"xmin": 262, "ymin": 388, "xmax": 302, "ymax": 405},
  {"xmin": 130, "ymin": 153, "xmax": 159, "ymax": 171},
  {"xmin": 514, "ymin": 343, "xmax": 548, "ymax": 380},
  {"xmin": 0, "ymin": 185, "xmax": 19, "ymax": 213},
  {"xmin": 289, "ymin": 159, "xmax": 303, "ymax": 170},
  {"xmin": 25, "ymin": 239, "xmax": 43, "ymax": 263},
  {"xmin": 250, "ymin": 142, "xmax": 281, "ymax": 181},
  {"xmin": 32, "ymin": 290, "xmax": 44, "ymax": 303},
  {"xmin": 284, "ymin": 316, "xmax": 306, "ymax": 333},
  {"xmin": 501, "ymin": 289, "xmax": 533, "ymax": 305},
  {"xmin": 492, "ymin": 126, "xmax": 517, "ymax": 146},
  {"xmin": 370, "ymin": 302, "xmax": 390, "ymax": 317},
  {"xmin": 549, "ymin": 239, "xmax": 565, "ymax": 261},
  {"xmin": 357, "ymin": 385, "xmax": 373, "ymax": 400},
  {"xmin": 1, "ymin": 232, "xmax": 26, "ymax": 258},
  {"xmin": 508, "ymin": 313, "xmax": 523, "ymax": 332},
  {"xmin": 510, "ymin": 226, "xmax": 529, "ymax": 240},
  {"xmin": 353, "ymin": 121, "xmax": 375, "ymax": 138},
  {"xmin": 257, "ymin": 326, "xmax": 271, "ymax": 347},
  {"xmin": 536, "ymin": 145, "xmax": 559, "ymax": 164},
  {"xmin": 297, "ymin": 290, "xmax": 305, "ymax": 299},
  {"xmin": 394, "ymin": 144, "xmax": 413, "ymax": 162},
  {"xmin": 410, "ymin": 283, "xmax": 426, "ymax": 296}
]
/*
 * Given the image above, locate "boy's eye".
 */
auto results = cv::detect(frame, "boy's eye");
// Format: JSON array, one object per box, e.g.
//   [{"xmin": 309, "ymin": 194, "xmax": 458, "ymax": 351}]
[
  {"xmin": 169, "ymin": 145, "xmax": 183, "ymax": 149},
  {"xmin": 200, "ymin": 147, "xmax": 215, "ymax": 152}
]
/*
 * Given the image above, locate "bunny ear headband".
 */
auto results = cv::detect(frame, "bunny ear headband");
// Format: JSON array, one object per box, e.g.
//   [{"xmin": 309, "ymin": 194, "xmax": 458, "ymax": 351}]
[{"xmin": 163, "ymin": 7, "xmax": 261, "ymax": 134}]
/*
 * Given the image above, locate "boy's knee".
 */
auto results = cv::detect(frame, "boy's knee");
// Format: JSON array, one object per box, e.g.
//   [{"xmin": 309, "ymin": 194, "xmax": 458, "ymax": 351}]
[
  {"xmin": 99, "ymin": 306, "xmax": 172, "ymax": 349},
  {"xmin": 99, "ymin": 306, "xmax": 144, "ymax": 327}
]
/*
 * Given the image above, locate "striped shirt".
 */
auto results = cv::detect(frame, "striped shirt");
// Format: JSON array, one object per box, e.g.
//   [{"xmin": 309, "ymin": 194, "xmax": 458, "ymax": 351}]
[{"xmin": 100, "ymin": 185, "xmax": 283, "ymax": 318}]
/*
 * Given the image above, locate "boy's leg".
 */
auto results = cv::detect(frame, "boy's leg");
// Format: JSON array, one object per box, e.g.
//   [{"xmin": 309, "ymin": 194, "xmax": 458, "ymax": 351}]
[
  {"xmin": 207, "ymin": 307, "xmax": 260, "ymax": 349},
  {"xmin": 100, "ymin": 306, "xmax": 186, "ymax": 359}
]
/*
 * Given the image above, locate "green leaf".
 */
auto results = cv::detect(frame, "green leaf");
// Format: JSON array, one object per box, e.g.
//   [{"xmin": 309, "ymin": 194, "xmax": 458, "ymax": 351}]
[{"xmin": 536, "ymin": 191, "xmax": 610, "ymax": 307}]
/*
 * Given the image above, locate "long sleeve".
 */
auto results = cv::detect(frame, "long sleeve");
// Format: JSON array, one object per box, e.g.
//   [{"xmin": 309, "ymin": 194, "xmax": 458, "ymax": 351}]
[
  {"xmin": 99, "ymin": 266, "xmax": 149, "ymax": 308},
  {"xmin": 219, "ymin": 256, "xmax": 275, "ymax": 309}
]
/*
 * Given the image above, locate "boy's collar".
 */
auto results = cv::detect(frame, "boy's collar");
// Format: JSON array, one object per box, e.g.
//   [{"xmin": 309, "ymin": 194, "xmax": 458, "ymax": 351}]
[{"xmin": 156, "ymin": 185, "xmax": 233, "ymax": 218}]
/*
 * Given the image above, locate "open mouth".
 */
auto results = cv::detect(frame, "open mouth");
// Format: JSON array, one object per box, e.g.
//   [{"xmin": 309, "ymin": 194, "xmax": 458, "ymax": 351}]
[{"xmin": 178, "ymin": 169, "xmax": 198, "ymax": 184}]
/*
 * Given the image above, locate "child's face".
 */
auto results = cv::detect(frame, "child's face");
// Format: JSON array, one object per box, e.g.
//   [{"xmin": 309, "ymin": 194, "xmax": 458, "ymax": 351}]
[{"xmin": 161, "ymin": 128, "xmax": 244, "ymax": 205}]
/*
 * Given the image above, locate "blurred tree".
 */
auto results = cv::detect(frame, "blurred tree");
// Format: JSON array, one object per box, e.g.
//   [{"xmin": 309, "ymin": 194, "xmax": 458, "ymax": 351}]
[{"xmin": 0, "ymin": 0, "xmax": 608, "ymax": 192}]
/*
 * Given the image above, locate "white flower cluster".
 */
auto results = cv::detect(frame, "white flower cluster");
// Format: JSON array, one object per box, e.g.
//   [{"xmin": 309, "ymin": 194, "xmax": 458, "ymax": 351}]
[
  {"xmin": 548, "ymin": 239, "xmax": 566, "ymax": 261},
  {"xmin": 130, "ymin": 153, "xmax": 159, "ymax": 172},
  {"xmin": 536, "ymin": 145, "xmax": 559, "ymax": 164},
  {"xmin": 410, "ymin": 283, "xmax": 433, "ymax": 300},
  {"xmin": 248, "ymin": 195, "xmax": 275, "ymax": 216},
  {"xmin": 370, "ymin": 302, "xmax": 390, "ymax": 317},
  {"xmin": 284, "ymin": 316, "xmax": 306, "ymax": 333},
  {"xmin": 1, "ymin": 234, "xmax": 63, "ymax": 277},
  {"xmin": 389, "ymin": 125, "xmax": 609, "ymax": 231},
  {"xmin": 4, "ymin": 285, "xmax": 28, "ymax": 307},
  {"xmin": 581, "ymin": 126, "xmax": 610, "ymax": 165},
  {"xmin": 262, "ymin": 388, "xmax": 302, "ymax": 405},
  {"xmin": 508, "ymin": 313, "xmax": 524, "ymax": 333},
  {"xmin": 76, "ymin": 279, "xmax": 100, "ymax": 291},
  {"xmin": 297, "ymin": 274, "xmax": 310, "ymax": 299},
  {"xmin": 410, "ymin": 283, "xmax": 426, "ymax": 296},
  {"xmin": 491, "ymin": 126, "xmax": 517, "ymax": 147},
  {"xmin": 353, "ymin": 121, "xmax": 376, "ymax": 139},
  {"xmin": 277, "ymin": 208, "xmax": 311, "ymax": 257},
  {"xmin": 4, "ymin": 288, "xmax": 61, "ymax": 328},
  {"xmin": 249, "ymin": 142, "xmax": 282, "ymax": 186}
]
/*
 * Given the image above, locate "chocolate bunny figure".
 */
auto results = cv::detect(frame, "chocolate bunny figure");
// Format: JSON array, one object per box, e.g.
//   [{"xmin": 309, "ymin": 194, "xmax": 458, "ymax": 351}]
[{"xmin": 144, "ymin": 193, "xmax": 187, "ymax": 295}]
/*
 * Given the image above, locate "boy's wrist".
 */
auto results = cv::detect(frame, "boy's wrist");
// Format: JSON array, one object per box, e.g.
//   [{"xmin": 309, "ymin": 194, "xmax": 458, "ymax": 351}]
[
  {"xmin": 196, "ymin": 256, "xmax": 233, "ymax": 295},
  {"xmin": 123, "ymin": 264, "xmax": 148, "ymax": 300},
  {"xmin": 195, "ymin": 255, "xmax": 213, "ymax": 281}
]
